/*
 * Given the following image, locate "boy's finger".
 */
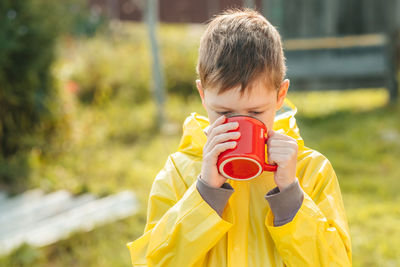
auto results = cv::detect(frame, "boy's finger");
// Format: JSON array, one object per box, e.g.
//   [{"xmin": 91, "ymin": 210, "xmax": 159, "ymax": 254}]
[
  {"xmin": 204, "ymin": 123, "xmax": 238, "ymax": 152},
  {"xmin": 267, "ymin": 130, "xmax": 291, "ymax": 140},
  {"xmin": 209, "ymin": 141, "xmax": 237, "ymax": 160},
  {"xmin": 268, "ymin": 138, "xmax": 298, "ymax": 147},
  {"xmin": 267, "ymin": 129, "xmax": 275, "ymax": 138},
  {"xmin": 207, "ymin": 131, "xmax": 240, "ymax": 149},
  {"xmin": 269, "ymin": 133, "xmax": 297, "ymax": 143},
  {"xmin": 205, "ymin": 115, "xmax": 226, "ymax": 136},
  {"xmin": 209, "ymin": 115, "xmax": 226, "ymax": 130},
  {"xmin": 208, "ymin": 122, "xmax": 239, "ymax": 141}
]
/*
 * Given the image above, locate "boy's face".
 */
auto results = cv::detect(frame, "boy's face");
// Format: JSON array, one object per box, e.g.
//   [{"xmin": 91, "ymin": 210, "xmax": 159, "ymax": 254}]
[{"xmin": 197, "ymin": 77, "xmax": 289, "ymax": 131}]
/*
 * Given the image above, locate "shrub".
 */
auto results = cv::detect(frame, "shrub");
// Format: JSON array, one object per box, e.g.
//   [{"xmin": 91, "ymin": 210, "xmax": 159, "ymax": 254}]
[
  {"xmin": 0, "ymin": 0, "xmax": 103, "ymax": 184},
  {"xmin": 67, "ymin": 27, "xmax": 152, "ymax": 105},
  {"xmin": 60, "ymin": 23, "xmax": 202, "ymax": 106},
  {"xmin": 160, "ymin": 24, "xmax": 199, "ymax": 98},
  {"xmin": 0, "ymin": 0, "xmax": 62, "ymax": 158}
]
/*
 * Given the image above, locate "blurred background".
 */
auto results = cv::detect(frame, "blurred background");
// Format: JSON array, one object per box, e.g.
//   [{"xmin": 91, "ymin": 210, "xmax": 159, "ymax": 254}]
[{"xmin": 0, "ymin": 0, "xmax": 399, "ymax": 266}]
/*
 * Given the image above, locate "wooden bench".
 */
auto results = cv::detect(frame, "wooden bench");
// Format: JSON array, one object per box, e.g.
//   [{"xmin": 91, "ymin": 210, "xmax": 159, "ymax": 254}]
[
  {"xmin": 284, "ymin": 33, "xmax": 399, "ymax": 103},
  {"xmin": 0, "ymin": 189, "xmax": 138, "ymax": 255}
]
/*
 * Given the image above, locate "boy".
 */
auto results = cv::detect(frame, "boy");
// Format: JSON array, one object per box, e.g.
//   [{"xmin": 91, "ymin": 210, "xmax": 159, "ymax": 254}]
[{"xmin": 127, "ymin": 8, "xmax": 351, "ymax": 266}]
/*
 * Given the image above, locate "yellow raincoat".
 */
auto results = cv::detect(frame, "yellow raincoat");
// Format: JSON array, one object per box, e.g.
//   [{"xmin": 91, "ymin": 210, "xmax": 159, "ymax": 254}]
[{"xmin": 127, "ymin": 99, "xmax": 352, "ymax": 266}]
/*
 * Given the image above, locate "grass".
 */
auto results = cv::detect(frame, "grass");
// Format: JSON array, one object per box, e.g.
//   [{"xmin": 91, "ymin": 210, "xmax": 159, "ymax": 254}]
[
  {"xmin": 0, "ymin": 94, "xmax": 204, "ymax": 266},
  {"xmin": 1, "ymin": 88, "xmax": 399, "ymax": 266},
  {"xmin": 1, "ymin": 22, "xmax": 399, "ymax": 265},
  {"xmin": 290, "ymin": 89, "xmax": 400, "ymax": 266}
]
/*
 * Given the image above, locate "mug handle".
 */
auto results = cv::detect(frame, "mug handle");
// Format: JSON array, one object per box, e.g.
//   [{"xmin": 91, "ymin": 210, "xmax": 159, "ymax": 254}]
[{"xmin": 264, "ymin": 135, "xmax": 278, "ymax": 172}]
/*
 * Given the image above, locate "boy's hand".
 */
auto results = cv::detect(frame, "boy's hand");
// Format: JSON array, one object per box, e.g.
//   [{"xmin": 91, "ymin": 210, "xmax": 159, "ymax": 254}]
[
  {"xmin": 201, "ymin": 115, "xmax": 240, "ymax": 188},
  {"xmin": 267, "ymin": 130, "xmax": 298, "ymax": 191}
]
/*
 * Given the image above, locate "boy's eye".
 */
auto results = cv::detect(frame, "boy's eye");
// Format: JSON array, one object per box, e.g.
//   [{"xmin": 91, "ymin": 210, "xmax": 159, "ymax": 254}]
[
  {"xmin": 249, "ymin": 111, "xmax": 264, "ymax": 115},
  {"xmin": 216, "ymin": 111, "xmax": 232, "ymax": 115}
]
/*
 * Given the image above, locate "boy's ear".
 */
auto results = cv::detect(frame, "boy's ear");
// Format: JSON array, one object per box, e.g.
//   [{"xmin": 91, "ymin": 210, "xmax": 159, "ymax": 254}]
[
  {"xmin": 276, "ymin": 79, "xmax": 290, "ymax": 110},
  {"xmin": 196, "ymin": 79, "xmax": 206, "ymax": 107}
]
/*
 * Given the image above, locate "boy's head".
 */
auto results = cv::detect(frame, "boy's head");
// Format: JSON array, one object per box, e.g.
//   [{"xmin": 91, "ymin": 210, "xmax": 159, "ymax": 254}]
[
  {"xmin": 196, "ymin": 8, "xmax": 286, "ymax": 95},
  {"xmin": 196, "ymin": 8, "xmax": 289, "ymax": 130}
]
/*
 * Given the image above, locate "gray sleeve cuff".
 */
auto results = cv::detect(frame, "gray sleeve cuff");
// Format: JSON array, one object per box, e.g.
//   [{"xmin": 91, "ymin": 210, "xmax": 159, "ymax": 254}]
[
  {"xmin": 196, "ymin": 176, "xmax": 234, "ymax": 216},
  {"xmin": 265, "ymin": 179, "xmax": 304, "ymax": 226}
]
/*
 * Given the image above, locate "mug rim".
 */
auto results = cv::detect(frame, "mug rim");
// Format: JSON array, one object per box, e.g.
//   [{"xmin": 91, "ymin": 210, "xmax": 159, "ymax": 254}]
[
  {"xmin": 225, "ymin": 114, "xmax": 266, "ymax": 127},
  {"xmin": 219, "ymin": 156, "xmax": 263, "ymax": 181}
]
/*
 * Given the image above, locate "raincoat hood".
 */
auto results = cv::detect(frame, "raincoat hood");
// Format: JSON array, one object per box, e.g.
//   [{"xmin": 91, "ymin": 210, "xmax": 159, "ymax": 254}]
[{"xmin": 178, "ymin": 99, "xmax": 304, "ymax": 157}]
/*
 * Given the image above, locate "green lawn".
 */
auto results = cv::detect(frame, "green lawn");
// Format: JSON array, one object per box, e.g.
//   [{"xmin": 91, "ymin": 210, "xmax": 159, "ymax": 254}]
[
  {"xmin": 291, "ymin": 89, "xmax": 400, "ymax": 266},
  {"xmin": 1, "ymin": 22, "xmax": 399, "ymax": 266},
  {"xmin": 1, "ymin": 88, "xmax": 399, "ymax": 266}
]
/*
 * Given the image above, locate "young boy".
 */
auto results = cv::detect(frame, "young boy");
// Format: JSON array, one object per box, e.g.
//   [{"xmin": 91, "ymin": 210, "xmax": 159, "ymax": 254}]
[{"xmin": 127, "ymin": 8, "xmax": 351, "ymax": 266}]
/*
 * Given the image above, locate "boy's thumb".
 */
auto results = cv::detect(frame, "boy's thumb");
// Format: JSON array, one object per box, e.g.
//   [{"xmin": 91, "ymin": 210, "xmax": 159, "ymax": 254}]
[{"xmin": 267, "ymin": 129, "xmax": 275, "ymax": 138}]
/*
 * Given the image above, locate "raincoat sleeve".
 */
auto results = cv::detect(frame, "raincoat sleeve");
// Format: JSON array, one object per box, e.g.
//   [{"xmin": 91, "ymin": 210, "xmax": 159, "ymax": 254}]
[
  {"xmin": 265, "ymin": 151, "xmax": 352, "ymax": 266},
  {"xmin": 127, "ymin": 155, "xmax": 233, "ymax": 266}
]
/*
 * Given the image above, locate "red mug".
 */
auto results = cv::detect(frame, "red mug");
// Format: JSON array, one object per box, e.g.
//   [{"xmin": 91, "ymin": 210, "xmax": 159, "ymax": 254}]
[{"xmin": 217, "ymin": 115, "xmax": 277, "ymax": 180}]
